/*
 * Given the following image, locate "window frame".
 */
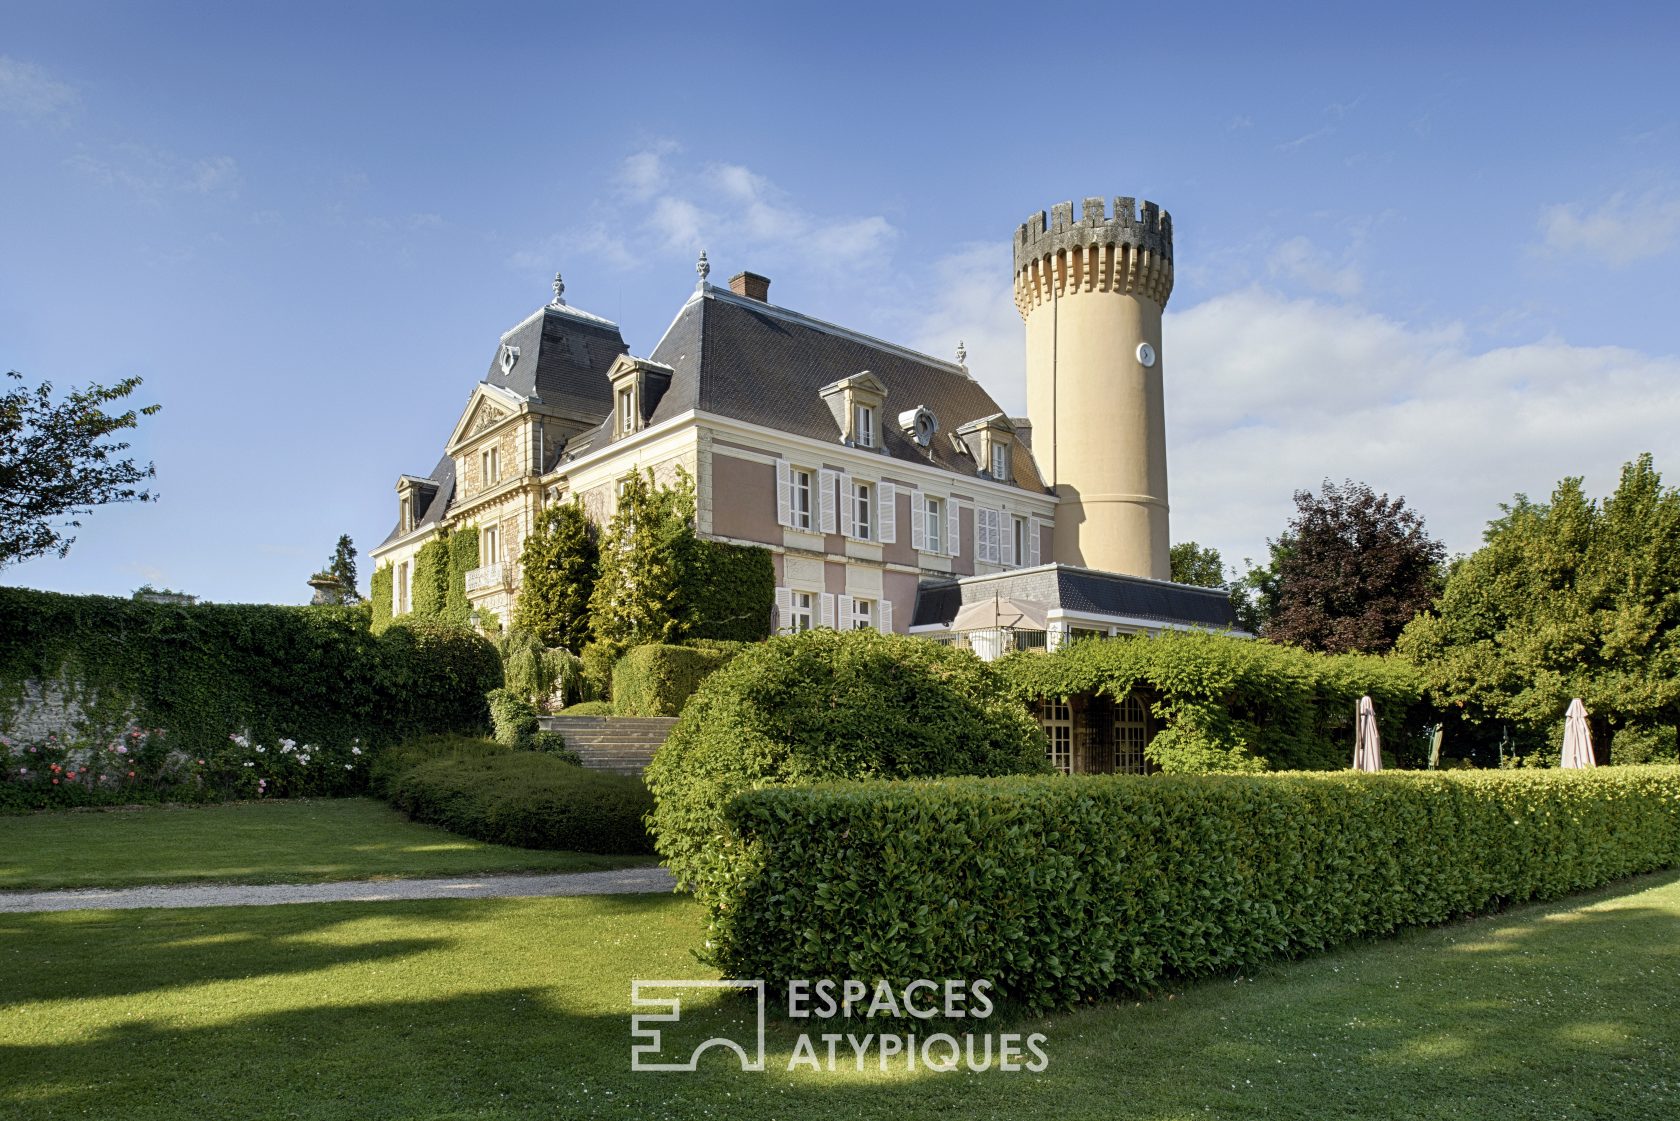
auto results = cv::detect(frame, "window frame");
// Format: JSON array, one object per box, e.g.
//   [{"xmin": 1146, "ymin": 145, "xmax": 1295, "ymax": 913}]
[
  {"xmin": 792, "ymin": 467, "xmax": 814, "ymax": 531},
  {"xmin": 618, "ymin": 387, "xmax": 635, "ymax": 435},
  {"xmin": 990, "ymin": 441, "xmax": 1011, "ymax": 481},
  {"xmin": 481, "ymin": 445, "xmax": 500, "ymax": 487},
  {"xmin": 926, "ymin": 496, "xmax": 943, "ymax": 554},
  {"xmin": 852, "ymin": 597, "xmax": 874, "ymax": 630},
  {"xmin": 853, "ymin": 481, "xmax": 873, "ymax": 540},
  {"xmin": 789, "ymin": 590, "xmax": 815, "ymax": 633},
  {"xmin": 1013, "ymin": 515, "xmax": 1027, "ymax": 567},
  {"xmin": 481, "ymin": 524, "xmax": 501, "ymax": 566},
  {"xmin": 854, "ymin": 403, "xmax": 876, "ymax": 448}
]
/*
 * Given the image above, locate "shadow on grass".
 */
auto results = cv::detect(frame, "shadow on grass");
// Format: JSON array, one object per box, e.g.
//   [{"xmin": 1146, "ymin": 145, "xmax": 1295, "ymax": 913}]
[{"xmin": 0, "ymin": 876, "xmax": 1677, "ymax": 1120}]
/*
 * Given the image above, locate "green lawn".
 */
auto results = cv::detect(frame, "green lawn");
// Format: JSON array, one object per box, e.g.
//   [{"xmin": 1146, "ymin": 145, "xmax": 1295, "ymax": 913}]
[
  {"xmin": 2, "ymin": 870, "xmax": 1677, "ymax": 1119},
  {"xmin": 0, "ymin": 798, "xmax": 652, "ymax": 890}
]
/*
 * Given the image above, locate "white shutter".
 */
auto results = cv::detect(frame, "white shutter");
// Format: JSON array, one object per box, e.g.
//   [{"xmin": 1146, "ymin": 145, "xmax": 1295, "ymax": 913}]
[
  {"xmin": 821, "ymin": 593, "xmax": 835, "ymax": 629},
  {"xmin": 838, "ymin": 594, "xmax": 855, "ymax": 629},
  {"xmin": 1001, "ymin": 512, "xmax": 1017, "ymax": 566},
  {"xmin": 879, "ymin": 598, "xmax": 894, "ymax": 634},
  {"xmin": 910, "ymin": 494, "xmax": 926, "ymax": 551},
  {"xmin": 776, "ymin": 461, "xmax": 792, "ymax": 527},
  {"xmin": 877, "ymin": 482, "xmax": 896, "ymax": 544},
  {"xmin": 840, "ymin": 478, "xmax": 854, "ymax": 537},
  {"xmin": 819, "ymin": 469, "xmax": 837, "ymax": 533},
  {"xmin": 949, "ymin": 506, "xmax": 961, "ymax": 558},
  {"xmin": 1029, "ymin": 517, "xmax": 1043, "ymax": 567},
  {"xmin": 774, "ymin": 587, "xmax": 792, "ymax": 632},
  {"xmin": 974, "ymin": 507, "xmax": 985, "ymax": 561}
]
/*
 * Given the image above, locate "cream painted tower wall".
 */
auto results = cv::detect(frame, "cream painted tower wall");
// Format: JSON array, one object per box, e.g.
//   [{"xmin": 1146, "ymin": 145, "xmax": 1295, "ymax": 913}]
[{"xmin": 1014, "ymin": 196, "xmax": 1174, "ymax": 580}]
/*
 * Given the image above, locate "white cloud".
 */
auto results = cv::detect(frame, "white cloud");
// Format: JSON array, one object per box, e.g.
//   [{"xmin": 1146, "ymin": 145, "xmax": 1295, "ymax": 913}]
[
  {"xmin": 558, "ymin": 144, "xmax": 899, "ymax": 274},
  {"xmin": 1165, "ymin": 287, "xmax": 1680, "ymax": 568},
  {"xmin": 1267, "ymin": 236, "xmax": 1362, "ymax": 297},
  {"xmin": 0, "ymin": 56, "xmax": 78, "ymax": 119},
  {"xmin": 902, "ymin": 242, "xmax": 1025, "ymax": 411},
  {"xmin": 67, "ymin": 143, "xmax": 242, "ymax": 199},
  {"xmin": 1540, "ymin": 189, "xmax": 1680, "ymax": 266}
]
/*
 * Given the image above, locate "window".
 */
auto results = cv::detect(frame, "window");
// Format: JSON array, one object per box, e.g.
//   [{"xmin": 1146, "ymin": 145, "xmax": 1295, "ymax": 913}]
[
  {"xmin": 482, "ymin": 525, "xmax": 500, "ymax": 566},
  {"xmin": 618, "ymin": 388, "xmax": 635, "ymax": 434},
  {"xmin": 851, "ymin": 597, "xmax": 874, "ymax": 630},
  {"xmin": 481, "ymin": 446, "xmax": 500, "ymax": 486},
  {"xmin": 793, "ymin": 468, "xmax": 813, "ymax": 531},
  {"xmin": 395, "ymin": 562, "xmax": 410, "ymax": 614},
  {"xmin": 926, "ymin": 497, "xmax": 943, "ymax": 554},
  {"xmin": 1013, "ymin": 516, "xmax": 1028, "ymax": 567},
  {"xmin": 852, "ymin": 482, "xmax": 873, "ymax": 540},
  {"xmin": 1039, "ymin": 699, "xmax": 1072, "ymax": 775},
  {"xmin": 990, "ymin": 442, "xmax": 1011, "ymax": 480},
  {"xmin": 854, "ymin": 403, "xmax": 875, "ymax": 448},
  {"xmin": 789, "ymin": 591, "xmax": 814, "ymax": 633}
]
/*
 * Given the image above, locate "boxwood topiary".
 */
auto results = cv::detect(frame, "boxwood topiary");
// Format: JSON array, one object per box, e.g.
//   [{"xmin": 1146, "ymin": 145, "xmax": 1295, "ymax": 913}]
[
  {"xmin": 644, "ymin": 628, "xmax": 1050, "ymax": 889},
  {"xmin": 611, "ymin": 643, "xmax": 741, "ymax": 716}
]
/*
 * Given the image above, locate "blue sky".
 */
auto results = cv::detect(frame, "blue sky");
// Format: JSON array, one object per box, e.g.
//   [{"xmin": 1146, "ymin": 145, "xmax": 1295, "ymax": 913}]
[{"xmin": 3, "ymin": 2, "xmax": 1678, "ymax": 602}]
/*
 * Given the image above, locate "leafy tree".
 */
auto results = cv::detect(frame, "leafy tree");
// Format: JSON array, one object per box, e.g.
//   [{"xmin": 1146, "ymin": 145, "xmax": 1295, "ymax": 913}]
[
  {"xmin": 1169, "ymin": 541, "xmax": 1227, "ymax": 588},
  {"xmin": 327, "ymin": 535, "xmax": 361, "ymax": 603},
  {"xmin": 1, "ymin": 370, "xmax": 160, "ymax": 565},
  {"xmin": 1265, "ymin": 479, "xmax": 1444, "ymax": 654},
  {"xmin": 1399, "ymin": 454, "xmax": 1680, "ymax": 762},
  {"xmin": 589, "ymin": 469, "xmax": 695, "ymax": 645},
  {"xmin": 513, "ymin": 499, "xmax": 599, "ymax": 651}
]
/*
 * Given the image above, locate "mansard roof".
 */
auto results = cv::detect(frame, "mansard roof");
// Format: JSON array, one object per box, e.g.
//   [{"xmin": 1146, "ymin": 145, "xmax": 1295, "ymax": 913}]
[
  {"xmin": 602, "ymin": 287, "xmax": 1049, "ymax": 490},
  {"xmin": 376, "ymin": 454, "xmax": 456, "ymax": 549},
  {"xmin": 488, "ymin": 302, "xmax": 628, "ymax": 418}
]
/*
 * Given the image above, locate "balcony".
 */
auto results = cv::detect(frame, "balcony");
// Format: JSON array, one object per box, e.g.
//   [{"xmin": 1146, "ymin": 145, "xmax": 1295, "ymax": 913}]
[
  {"xmin": 926, "ymin": 627, "xmax": 1049, "ymax": 661},
  {"xmin": 463, "ymin": 563, "xmax": 504, "ymax": 595}
]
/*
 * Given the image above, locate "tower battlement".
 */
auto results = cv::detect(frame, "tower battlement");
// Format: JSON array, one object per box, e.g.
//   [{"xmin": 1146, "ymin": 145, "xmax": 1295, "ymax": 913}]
[{"xmin": 1013, "ymin": 195, "xmax": 1174, "ymax": 316}]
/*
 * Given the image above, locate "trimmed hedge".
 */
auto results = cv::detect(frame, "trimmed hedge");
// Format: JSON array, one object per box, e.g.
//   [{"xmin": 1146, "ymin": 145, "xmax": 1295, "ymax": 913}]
[
  {"xmin": 1000, "ymin": 630, "xmax": 1426, "ymax": 772},
  {"xmin": 373, "ymin": 735, "xmax": 653, "ymax": 853},
  {"xmin": 709, "ymin": 766, "xmax": 1680, "ymax": 1010},
  {"xmin": 645, "ymin": 629, "xmax": 1050, "ymax": 889},
  {"xmin": 0, "ymin": 589, "xmax": 500, "ymax": 808},
  {"xmin": 611, "ymin": 642, "xmax": 742, "ymax": 717}
]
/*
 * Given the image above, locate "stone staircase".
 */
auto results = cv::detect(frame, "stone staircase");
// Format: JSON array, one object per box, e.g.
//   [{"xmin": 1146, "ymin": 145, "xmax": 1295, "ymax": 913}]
[{"xmin": 540, "ymin": 715, "xmax": 677, "ymax": 776}]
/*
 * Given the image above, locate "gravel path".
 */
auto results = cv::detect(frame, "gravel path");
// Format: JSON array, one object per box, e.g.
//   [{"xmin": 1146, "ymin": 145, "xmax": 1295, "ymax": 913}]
[{"xmin": 0, "ymin": 865, "xmax": 677, "ymax": 913}]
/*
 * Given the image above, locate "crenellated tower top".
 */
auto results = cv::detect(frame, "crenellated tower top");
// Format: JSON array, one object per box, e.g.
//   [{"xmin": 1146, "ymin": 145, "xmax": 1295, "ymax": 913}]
[{"xmin": 1013, "ymin": 195, "xmax": 1174, "ymax": 317}]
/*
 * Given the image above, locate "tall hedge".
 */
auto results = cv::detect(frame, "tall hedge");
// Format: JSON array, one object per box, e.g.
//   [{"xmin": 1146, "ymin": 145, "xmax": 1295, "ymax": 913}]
[
  {"xmin": 370, "ymin": 566, "xmax": 394, "ymax": 632},
  {"xmin": 645, "ymin": 629, "xmax": 1050, "ymax": 889},
  {"xmin": 445, "ymin": 530, "xmax": 479, "ymax": 626},
  {"xmin": 713, "ymin": 766, "xmax": 1680, "ymax": 1010},
  {"xmin": 685, "ymin": 541, "xmax": 775, "ymax": 642},
  {"xmin": 1000, "ymin": 630, "xmax": 1426, "ymax": 772},
  {"xmin": 0, "ymin": 587, "xmax": 501, "ymax": 760},
  {"xmin": 611, "ymin": 642, "xmax": 741, "ymax": 716}
]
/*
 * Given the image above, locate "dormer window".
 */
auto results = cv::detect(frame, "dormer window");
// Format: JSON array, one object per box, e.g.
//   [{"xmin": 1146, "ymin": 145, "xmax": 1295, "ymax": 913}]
[
  {"xmin": 956, "ymin": 414, "xmax": 1020, "ymax": 484},
  {"xmin": 605, "ymin": 354, "xmax": 673, "ymax": 442},
  {"xmin": 854, "ymin": 404, "xmax": 876, "ymax": 449},
  {"xmin": 819, "ymin": 370, "xmax": 888, "ymax": 450},
  {"xmin": 990, "ymin": 443, "xmax": 1011, "ymax": 482}
]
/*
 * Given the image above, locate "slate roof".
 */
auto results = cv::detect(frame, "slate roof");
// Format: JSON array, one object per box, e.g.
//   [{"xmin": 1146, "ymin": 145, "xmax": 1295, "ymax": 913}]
[
  {"xmin": 911, "ymin": 564, "xmax": 1240, "ymax": 631},
  {"xmin": 565, "ymin": 287, "xmax": 1048, "ymax": 491},
  {"xmin": 488, "ymin": 304, "xmax": 628, "ymax": 418},
  {"xmin": 378, "ymin": 303, "xmax": 626, "ymax": 549}
]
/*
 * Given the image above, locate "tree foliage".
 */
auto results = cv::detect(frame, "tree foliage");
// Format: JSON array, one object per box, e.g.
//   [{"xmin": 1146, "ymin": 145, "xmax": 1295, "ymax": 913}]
[
  {"xmin": 328, "ymin": 535, "xmax": 361, "ymax": 603},
  {"xmin": 1265, "ymin": 479, "xmax": 1444, "ymax": 654},
  {"xmin": 589, "ymin": 469, "xmax": 693, "ymax": 645},
  {"xmin": 1169, "ymin": 540, "xmax": 1227, "ymax": 588},
  {"xmin": 1, "ymin": 370, "xmax": 160, "ymax": 566},
  {"xmin": 513, "ymin": 500, "xmax": 598, "ymax": 651},
  {"xmin": 1399, "ymin": 454, "xmax": 1680, "ymax": 760}
]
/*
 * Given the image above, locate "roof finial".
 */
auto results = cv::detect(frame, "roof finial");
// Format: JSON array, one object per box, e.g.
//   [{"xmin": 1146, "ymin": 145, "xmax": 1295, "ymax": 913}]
[
  {"xmin": 695, "ymin": 250, "xmax": 711, "ymax": 290},
  {"xmin": 550, "ymin": 272, "xmax": 566, "ymax": 306},
  {"xmin": 955, "ymin": 339, "xmax": 968, "ymax": 366}
]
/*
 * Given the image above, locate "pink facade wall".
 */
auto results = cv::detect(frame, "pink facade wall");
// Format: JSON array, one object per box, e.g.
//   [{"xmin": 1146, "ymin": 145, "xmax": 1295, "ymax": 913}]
[{"xmin": 709, "ymin": 452, "xmax": 780, "ymax": 545}]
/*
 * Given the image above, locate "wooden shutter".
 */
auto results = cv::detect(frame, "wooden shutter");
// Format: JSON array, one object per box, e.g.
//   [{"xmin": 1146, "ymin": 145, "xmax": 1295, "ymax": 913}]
[
  {"xmin": 775, "ymin": 461, "xmax": 792, "ymax": 527},
  {"xmin": 1029, "ymin": 517, "xmax": 1043, "ymax": 567},
  {"xmin": 820, "ymin": 593, "xmax": 835, "ymax": 630},
  {"xmin": 1001, "ymin": 512, "xmax": 1017, "ymax": 566},
  {"xmin": 819, "ymin": 469, "xmax": 837, "ymax": 534},
  {"xmin": 838, "ymin": 594, "xmax": 855, "ymax": 629},
  {"xmin": 910, "ymin": 493, "xmax": 926, "ymax": 551},
  {"xmin": 839, "ymin": 477, "xmax": 854, "ymax": 538},
  {"xmin": 774, "ymin": 587, "xmax": 792, "ymax": 632},
  {"xmin": 879, "ymin": 598, "xmax": 894, "ymax": 634},
  {"xmin": 877, "ymin": 482, "xmax": 896, "ymax": 544}
]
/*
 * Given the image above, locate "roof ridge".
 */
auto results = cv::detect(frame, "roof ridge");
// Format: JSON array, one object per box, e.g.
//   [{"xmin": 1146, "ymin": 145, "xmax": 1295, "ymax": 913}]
[
  {"xmin": 702, "ymin": 287, "xmax": 971, "ymax": 379},
  {"xmin": 499, "ymin": 302, "xmax": 620, "ymax": 341}
]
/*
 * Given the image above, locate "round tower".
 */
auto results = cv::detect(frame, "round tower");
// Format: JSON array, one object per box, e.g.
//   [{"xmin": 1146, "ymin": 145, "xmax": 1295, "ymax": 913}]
[{"xmin": 1014, "ymin": 195, "xmax": 1174, "ymax": 580}]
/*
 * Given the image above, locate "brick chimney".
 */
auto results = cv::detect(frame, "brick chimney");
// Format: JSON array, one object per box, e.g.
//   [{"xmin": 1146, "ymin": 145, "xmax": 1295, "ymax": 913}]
[{"xmin": 728, "ymin": 271, "xmax": 771, "ymax": 301}]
